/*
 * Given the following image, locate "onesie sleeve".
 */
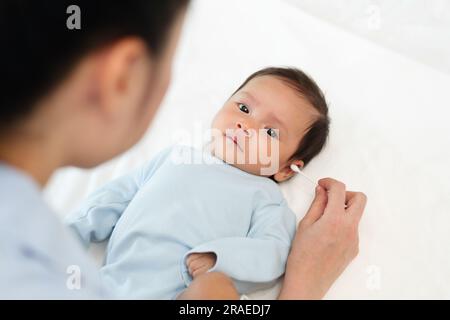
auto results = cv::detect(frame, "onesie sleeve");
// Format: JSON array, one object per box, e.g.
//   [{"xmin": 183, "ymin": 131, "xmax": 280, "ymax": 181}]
[
  {"xmin": 181, "ymin": 199, "xmax": 297, "ymax": 293},
  {"xmin": 65, "ymin": 146, "xmax": 173, "ymax": 248}
]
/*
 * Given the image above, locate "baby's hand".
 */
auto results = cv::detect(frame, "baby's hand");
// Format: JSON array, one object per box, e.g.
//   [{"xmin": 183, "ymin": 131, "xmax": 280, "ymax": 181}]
[{"xmin": 186, "ymin": 252, "xmax": 217, "ymax": 278}]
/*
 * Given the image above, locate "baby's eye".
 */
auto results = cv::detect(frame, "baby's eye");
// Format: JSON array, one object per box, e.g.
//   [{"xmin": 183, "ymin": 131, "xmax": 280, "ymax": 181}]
[
  {"xmin": 266, "ymin": 128, "xmax": 278, "ymax": 139},
  {"xmin": 238, "ymin": 103, "xmax": 249, "ymax": 114}
]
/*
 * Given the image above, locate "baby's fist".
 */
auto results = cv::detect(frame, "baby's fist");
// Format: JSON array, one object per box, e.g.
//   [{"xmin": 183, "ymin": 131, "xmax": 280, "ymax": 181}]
[{"xmin": 186, "ymin": 252, "xmax": 217, "ymax": 278}]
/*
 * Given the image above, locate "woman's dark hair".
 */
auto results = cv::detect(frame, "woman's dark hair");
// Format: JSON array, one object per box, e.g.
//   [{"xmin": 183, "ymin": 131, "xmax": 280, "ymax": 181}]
[
  {"xmin": 232, "ymin": 67, "xmax": 330, "ymax": 167},
  {"xmin": 0, "ymin": 0, "xmax": 189, "ymax": 129}
]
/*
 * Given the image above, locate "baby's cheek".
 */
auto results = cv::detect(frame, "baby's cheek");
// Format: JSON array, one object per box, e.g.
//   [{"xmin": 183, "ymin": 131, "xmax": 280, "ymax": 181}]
[
  {"xmin": 251, "ymin": 137, "xmax": 274, "ymax": 170},
  {"xmin": 211, "ymin": 109, "xmax": 226, "ymax": 128},
  {"xmin": 261, "ymin": 136, "xmax": 280, "ymax": 159}
]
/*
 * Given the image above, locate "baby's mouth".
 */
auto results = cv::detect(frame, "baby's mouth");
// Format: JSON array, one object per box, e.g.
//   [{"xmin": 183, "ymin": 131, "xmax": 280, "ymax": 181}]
[{"xmin": 224, "ymin": 133, "xmax": 243, "ymax": 152}]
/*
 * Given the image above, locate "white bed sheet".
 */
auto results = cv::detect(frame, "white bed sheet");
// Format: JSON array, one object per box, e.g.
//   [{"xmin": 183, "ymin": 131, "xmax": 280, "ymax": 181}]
[{"xmin": 44, "ymin": 0, "xmax": 450, "ymax": 299}]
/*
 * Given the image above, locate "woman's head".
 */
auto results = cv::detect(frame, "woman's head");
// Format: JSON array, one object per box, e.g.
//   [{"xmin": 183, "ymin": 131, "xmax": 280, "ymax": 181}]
[
  {"xmin": 211, "ymin": 67, "xmax": 329, "ymax": 182},
  {"xmin": 0, "ymin": 1, "xmax": 189, "ymax": 169}
]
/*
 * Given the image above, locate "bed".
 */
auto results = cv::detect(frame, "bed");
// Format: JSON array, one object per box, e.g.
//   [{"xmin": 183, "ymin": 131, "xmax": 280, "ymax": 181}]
[{"xmin": 44, "ymin": 0, "xmax": 450, "ymax": 299}]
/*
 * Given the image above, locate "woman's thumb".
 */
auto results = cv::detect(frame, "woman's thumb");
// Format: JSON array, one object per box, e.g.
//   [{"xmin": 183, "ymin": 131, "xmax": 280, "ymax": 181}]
[{"xmin": 302, "ymin": 185, "xmax": 328, "ymax": 226}]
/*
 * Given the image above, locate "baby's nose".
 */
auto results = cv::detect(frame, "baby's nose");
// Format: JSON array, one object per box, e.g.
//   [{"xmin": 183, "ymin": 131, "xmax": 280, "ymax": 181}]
[{"xmin": 236, "ymin": 122, "xmax": 251, "ymax": 136}]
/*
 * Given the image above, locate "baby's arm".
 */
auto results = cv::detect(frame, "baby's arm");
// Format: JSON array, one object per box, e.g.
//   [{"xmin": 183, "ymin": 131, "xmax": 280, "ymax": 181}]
[
  {"xmin": 65, "ymin": 169, "xmax": 143, "ymax": 247},
  {"xmin": 183, "ymin": 200, "xmax": 297, "ymax": 293},
  {"xmin": 66, "ymin": 146, "xmax": 173, "ymax": 247}
]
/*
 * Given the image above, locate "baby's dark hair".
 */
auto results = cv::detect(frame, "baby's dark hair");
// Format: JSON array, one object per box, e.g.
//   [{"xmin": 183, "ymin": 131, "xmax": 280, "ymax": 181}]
[{"xmin": 232, "ymin": 67, "xmax": 330, "ymax": 167}]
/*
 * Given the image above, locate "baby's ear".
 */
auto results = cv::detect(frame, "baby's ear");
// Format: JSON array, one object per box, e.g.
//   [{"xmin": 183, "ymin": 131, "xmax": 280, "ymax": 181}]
[{"xmin": 273, "ymin": 160, "xmax": 304, "ymax": 182}]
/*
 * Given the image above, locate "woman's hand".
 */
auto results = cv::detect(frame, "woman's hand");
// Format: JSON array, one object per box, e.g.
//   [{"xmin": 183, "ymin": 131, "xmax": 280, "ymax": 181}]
[{"xmin": 279, "ymin": 178, "xmax": 367, "ymax": 299}]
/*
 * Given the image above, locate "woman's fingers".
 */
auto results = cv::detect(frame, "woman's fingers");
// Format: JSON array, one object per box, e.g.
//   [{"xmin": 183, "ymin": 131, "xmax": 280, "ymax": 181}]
[
  {"xmin": 281, "ymin": 178, "xmax": 367, "ymax": 300},
  {"xmin": 317, "ymin": 179, "xmax": 367, "ymax": 224},
  {"xmin": 318, "ymin": 178, "xmax": 347, "ymax": 216},
  {"xmin": 345, "ymin": 191, "xmax": 367, "ymax": 223},
  {"xmin": 301, "ymin": 185, "xmax": 328, "ymax": 226}
]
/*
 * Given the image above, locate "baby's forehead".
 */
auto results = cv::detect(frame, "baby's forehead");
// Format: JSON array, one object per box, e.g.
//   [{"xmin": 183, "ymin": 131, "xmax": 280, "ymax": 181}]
[
  {"xmin": 240, "ymin": 76, "xmax": 316, "ymax": 110},
  {"xmin": 239, "ymin": 76, "xmax": 318, "ymax": 132}
]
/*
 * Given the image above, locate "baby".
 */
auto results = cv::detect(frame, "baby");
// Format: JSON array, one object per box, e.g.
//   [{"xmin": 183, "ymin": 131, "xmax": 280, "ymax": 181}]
[{"xmin": 66, "ymin": 67, "xmax": 330, "ymax": 299}]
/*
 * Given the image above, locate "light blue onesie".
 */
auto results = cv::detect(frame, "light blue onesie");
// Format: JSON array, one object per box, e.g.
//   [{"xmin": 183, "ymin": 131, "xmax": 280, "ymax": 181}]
[{"xmin": 66, "ymin": 145, "xmax": 296, "ymax": 299}]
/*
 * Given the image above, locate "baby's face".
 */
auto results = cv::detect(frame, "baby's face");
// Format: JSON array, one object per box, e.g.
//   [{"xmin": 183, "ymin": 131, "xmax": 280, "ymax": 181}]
[{"xmin": 210, "ymin": 75, "xmax": 318, "ymax": 180}]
